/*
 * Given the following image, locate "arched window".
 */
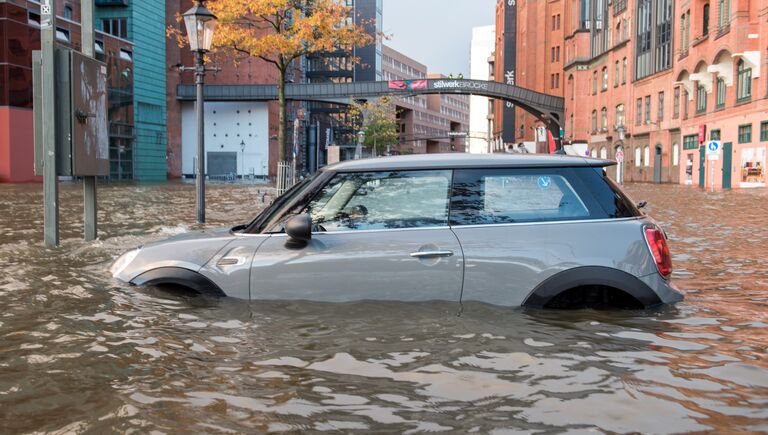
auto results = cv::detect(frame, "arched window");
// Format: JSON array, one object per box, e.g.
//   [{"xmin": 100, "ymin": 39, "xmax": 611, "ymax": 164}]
[
  {"xmin": 736, "ymin": 59, "xmax": 752, "ymax": 101},
  {"xmin": 718, "ymin": 0, "xmax": 730, "ymax": 31},
  {"xmin": 592, "ymin": 71, "xmax": 598, "ymax": 94},
  {"xmin": 591, "ymin": 148, "xmax": 598, "ymax": 158},
  {"xmin": 602, "ymin": 67, "xmax": 608, "ymax": 90},
  {"xmin": 600, "ymin": 146, "xmax": 608, "ymax": 159},
  {"xmin": 635, "ymin": 147, "xmax": 642, "ymax": 166},
  {"xmin": 703, "ymin": 3, "xmax": 710, "ymax": 35},
  {"xmin": 696, "ymin": 84, "xmax": 707, "ymax": 113},
  {"xmin": 568, "ymin": 75, "xmax": 575, "ymax": 100},
  {"xmin": 716, "ymin": 77, "xmax": 726, "ymax": 108},
  {"xmin": 644, "ymin": 145, "xmax": 651, "ymax": 166},
  {"xmin": 614, "ymin": 61, "xmax": 620, "ymax": 86},
  {"xmin": 64, "ymin": 5, "xmax": 73, "ymax": 20},
  {"xmin": 616, "ymin": 22, "xmax": 622, "ymax": 42},
  {"xmin": 622, "ymin": 57, "xmax": 627, "ymax": 84},
  {"xmin": 591, "ymin": 110, "xmax": 598, "ymax": 132},
  {"xmin": 600, "ymin": 107, "xmax": 608, "ymax": 130},
  {"xmin": 672, "ymin": 143, "xmax": 679, "ymax": 166},
  {"xmin": 616, "ymin": 104, "xmax": 625, "ymax": 127}
]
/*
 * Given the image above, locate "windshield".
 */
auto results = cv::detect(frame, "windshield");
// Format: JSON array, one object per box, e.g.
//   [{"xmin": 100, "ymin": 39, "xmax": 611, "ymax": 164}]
[{"xmin": 242, "ymin": 176, "xmax": 314, "ymax": 234}]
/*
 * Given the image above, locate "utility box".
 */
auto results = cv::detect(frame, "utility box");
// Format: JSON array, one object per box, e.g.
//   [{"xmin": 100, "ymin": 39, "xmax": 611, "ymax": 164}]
[{"xmin": 33, "ymin": 48, "xmax": 109, "ymax": 177}]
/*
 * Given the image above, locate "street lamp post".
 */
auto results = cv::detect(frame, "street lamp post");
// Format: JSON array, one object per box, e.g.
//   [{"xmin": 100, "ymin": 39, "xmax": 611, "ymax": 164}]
[
  {"xmin": 240, "ymin": 139, "xmax": 246, "ymax": 177},
  {"xmin": 182, "ymin": 1, "xmax": 217, "ymax": 224}
]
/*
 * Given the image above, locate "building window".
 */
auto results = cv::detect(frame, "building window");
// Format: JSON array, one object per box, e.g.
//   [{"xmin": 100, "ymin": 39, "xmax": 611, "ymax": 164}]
[
  {"xmin": 568, "ymin": 75, "xmax": 575, "ymax": 100},
  {"xmin": 673, "ymin": 86, "xmax": 680, "ymax": 118},
  {"xmin": 710, "ymin": 129, "xmax": 721, "ymax": 140},
  {"xmin": 761, "ymin": 121, "xmax": 768, "ymax": 142},
  {"xmin": 592, "ymin": 110, "xmax": 598, "ymax": 132},
  {"xmin": 718, "ymin": 0, "xmax": 730, "ymax": 32},
  {"xmin": 635, "ymin": 146, "xmax": 642, "ymax": 165},
  {"xmin": 683, "ymin": 89, "xmax": 690, "ymax": 118},
  {"xmin": 557, "ymin": 14, "xmax": 561, "ymax": 29},
  {"xmin": 553, "ymin": 15, "xmax": 557, "ymax": 30},
  {"xmin": 716, "ymin": 77, "xmax": 726, "ymax": 108},
  {"xmin": 657, "ymin": 92, "xmax": 664, "ymax": 121},
  {"xmin": 636, "ymin": 98, "xmax": 643, "ymax": 125},
  {"xmin": 636, "ymin": 0, "xmax": 672, "ymax": 79},
  {"xmin": 683, "ymin": 134, "xmax": 699, "ymax": 150},
  {"xmin": 119, "ymin": 48, "xmax": 133, "ymax": 62},
  {"xmin": 736, "ymin": 59, "xmax": 752, "ymax": 102},
  {"xmin": 680, "ymin": 13, "xmax": 688, "ymax": 54},
  {"xmin": 616, "ymin": 22, "xmax": 622, "ymax": 43},
  {"xmin": 601, "ymin": 107, "xmax": 608, "ymax": 130},
  {"xmin": 702, "ymin": 3, "xmax": 710, "ymax": 35},
  {"xmin": 556, "ymin": 46, "xmax": 560, "ymax": 62},
  {"xmin": 602, "ymin": 67, "xmax": 608, "ymax": 91},
  {"xmin": 600, "ymin": 146, "xmax": 608, "ymax": 159},
  {"xmin": 615, "ymin": 0, "xmax": 627, "ymax": 13},
  {"xmin": 593, "ymin": 71, "xmax": 598, "ymax": 94},
  {"xmin": 63, "ymin": 5, "xmax": 73, "ymax": 20},
  {"xmin": 645, "ymin": 95, "xmax": 651, "ymax": 123},
  {"xmin": 614, "ymin": 61, "xmax": 620, "ymax": 86},
  {"xmin": 616, "ymin": 104, "xmax": 625, "ymax": 127},
  {"xmin": 622, "ymin": 57, "xmax": 627, "ymax": 84},
  {"xmin": 696, "ymin": 84, "xmax": 707, "ymax": 113},
  {"xmin": 672, "ymin": 143, "xmax": 679, "ymax": 165},
  {"xmin": 738, "ymin": 124, "xmax": 752, "ymax": 143},
  {"xmin": 102, "ymin": 18, "xmax": 128, "ymax": 39},
  {"xmin": 644, "ymin": 145, "xmax": 651, "ymax": 166},
  {"xmin": 56, "ymin": 28, "xmax": 70, "ymax": 42}
]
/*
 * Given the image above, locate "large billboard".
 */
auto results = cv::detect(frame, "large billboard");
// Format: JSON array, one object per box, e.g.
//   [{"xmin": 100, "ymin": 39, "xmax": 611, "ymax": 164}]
[{"xmin": 503, "ymin": 0, "xmax": 517, "ymax": 143}]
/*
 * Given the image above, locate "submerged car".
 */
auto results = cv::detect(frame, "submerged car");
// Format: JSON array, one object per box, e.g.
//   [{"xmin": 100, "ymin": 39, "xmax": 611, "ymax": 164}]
[{"xmin": 111, "ymin": 154, "xmax": 683, "ymax": 309}]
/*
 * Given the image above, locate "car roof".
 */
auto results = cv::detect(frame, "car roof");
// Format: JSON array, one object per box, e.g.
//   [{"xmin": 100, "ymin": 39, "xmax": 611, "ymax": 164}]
[{"xmin": 323, "ymin": 153, "xmax": 615, "ymax": 172}]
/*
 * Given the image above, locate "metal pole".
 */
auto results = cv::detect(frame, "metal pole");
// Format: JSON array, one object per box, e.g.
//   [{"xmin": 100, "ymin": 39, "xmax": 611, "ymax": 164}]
[
  {"xmin": 710, "ymin": 159, "xmax": 714, "ymax": 193},
  {"xmin": 41, "ymin": 0, "xmax": 59, "ymax": 248},
  {"xmin": 82, "ymin": 0, "xmax": 97, "ymax": 241},
  {"xmin": 195, "ymin": 51, "xmax": 206, "ymax": 223}
]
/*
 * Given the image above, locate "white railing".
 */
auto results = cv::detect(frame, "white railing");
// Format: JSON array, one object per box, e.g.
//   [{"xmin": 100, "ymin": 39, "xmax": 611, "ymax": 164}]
[{"xmin": 276, "ymin": 161, "xmax": 296, "ymax": 196}]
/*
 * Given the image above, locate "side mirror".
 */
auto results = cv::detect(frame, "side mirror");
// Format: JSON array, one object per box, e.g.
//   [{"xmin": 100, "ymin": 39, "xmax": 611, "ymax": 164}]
[{"xmin": 285, "ymin": 213, "xmax": 312, "ymax": 248}]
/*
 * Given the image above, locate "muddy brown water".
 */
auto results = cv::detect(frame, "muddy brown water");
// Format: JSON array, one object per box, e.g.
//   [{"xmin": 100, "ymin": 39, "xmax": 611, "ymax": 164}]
[{"xmin": 0, "ymin": 181, "xmax": 766, "ymax": 433}]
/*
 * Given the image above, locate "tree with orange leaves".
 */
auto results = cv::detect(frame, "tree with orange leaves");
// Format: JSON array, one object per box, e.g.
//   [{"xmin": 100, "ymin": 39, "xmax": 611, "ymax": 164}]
[{"xmin": 202, "ymin": 0, "xmax": 373, "ymax": 163}]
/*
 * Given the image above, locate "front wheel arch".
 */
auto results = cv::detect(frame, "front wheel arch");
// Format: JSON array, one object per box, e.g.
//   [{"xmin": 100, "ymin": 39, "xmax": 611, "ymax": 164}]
[
  {"xmin": 522, "ymin": 266, "xmax": 662, "ymax": 309},
  {"xmin": 131, "ymin": 267, "xmax": 225, "ymax": 297}
]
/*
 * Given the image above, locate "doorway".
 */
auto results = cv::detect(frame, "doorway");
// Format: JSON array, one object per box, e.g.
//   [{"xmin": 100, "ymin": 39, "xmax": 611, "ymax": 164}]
[
  {"xmin": 653, "ymin": 145, "xmax": 662, "ymax": 183},
  {"xmin": 722, "ymin": 142, "xmax": 732, "ymax": 189},
  {"xmin": 698, "ymin": 146, "xmax": 706, "ymax": 187}
]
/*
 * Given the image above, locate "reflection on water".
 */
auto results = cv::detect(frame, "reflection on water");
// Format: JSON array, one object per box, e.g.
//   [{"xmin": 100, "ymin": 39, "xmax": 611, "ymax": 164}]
[{"xmin": 0, "ymin": 181, "xmax": 766, "ymax": 433}]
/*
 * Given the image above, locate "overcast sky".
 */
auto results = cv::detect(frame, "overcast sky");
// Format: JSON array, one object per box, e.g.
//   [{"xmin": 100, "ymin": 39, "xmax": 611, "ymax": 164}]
[{"xmin": 382, "ymin": 0, "xmax": 496, "ymax": 76}]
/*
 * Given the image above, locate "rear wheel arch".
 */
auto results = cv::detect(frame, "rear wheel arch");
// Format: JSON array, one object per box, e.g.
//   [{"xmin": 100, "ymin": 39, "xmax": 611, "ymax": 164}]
[
  {"xmin": 522, "ymin": 266, "xmax": 662, "ymax": 309},
  {"xmin": 131, "ymin": 267, "xmax": 225, "ymax": 297}
]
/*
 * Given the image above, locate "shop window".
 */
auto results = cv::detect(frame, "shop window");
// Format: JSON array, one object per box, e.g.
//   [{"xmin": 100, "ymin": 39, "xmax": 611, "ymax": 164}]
[
  {"xmin": 672, "ymin": 143, "xmax": 679, "ymax": 165},
  {"xmin": 738, "ymin": 124, "xmax": 752, "ymax": 144}
]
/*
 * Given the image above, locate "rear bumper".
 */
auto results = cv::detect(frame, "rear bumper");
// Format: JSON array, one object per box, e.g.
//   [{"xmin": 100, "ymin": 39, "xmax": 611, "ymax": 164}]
[{"xmin": 639, "ymin": 273, "xmax": 684, "ymax": 304}]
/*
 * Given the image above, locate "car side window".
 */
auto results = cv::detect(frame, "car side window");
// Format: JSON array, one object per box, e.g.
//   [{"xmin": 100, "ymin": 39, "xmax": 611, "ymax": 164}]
[
  {"xmin": 450, "ymin": 169, "xmax": 592, "ymax": 225},
  {"xmin": 304, "ymin": 170, "xmax": 452, "ymax": 232}
]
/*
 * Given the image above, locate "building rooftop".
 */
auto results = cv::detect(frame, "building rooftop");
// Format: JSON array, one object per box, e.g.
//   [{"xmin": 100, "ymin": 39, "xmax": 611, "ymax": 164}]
[{"xmin": 324, "ymin": 153, "xmax": 614, "ymax": 171}]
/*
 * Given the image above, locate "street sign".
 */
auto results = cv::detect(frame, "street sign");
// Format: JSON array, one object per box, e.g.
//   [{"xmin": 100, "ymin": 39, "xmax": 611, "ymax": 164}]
[
  {"xmin": 706, "ymin": 140, "xmax": 721, "ymax": 160},
  {"xmin": 615, "ymin": 149, "xmax": 625, "ymax": 163}
]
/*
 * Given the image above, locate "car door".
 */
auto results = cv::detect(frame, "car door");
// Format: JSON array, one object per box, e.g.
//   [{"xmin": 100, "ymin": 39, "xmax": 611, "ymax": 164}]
[{"xmin": 249, "ymin": 169, "xmax": 464, "ymax": 303}]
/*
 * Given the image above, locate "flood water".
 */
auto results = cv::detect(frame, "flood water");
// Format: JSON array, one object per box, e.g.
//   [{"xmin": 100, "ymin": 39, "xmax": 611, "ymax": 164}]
[{"xmin": 0, "ymin": 181, "xmax": 766, "ymax": 433}]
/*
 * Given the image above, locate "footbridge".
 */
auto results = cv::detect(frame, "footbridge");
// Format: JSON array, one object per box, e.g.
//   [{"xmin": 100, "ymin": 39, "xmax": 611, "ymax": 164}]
[{"xmin": 177, "ymin": 78, "xmax": 564, "ymax": 145}]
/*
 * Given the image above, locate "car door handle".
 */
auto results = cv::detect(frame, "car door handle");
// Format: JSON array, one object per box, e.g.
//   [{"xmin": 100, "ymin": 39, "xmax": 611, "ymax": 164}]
[{"xmin": 410, "ymin": 250, "xmax": 454, "ymax": 258}]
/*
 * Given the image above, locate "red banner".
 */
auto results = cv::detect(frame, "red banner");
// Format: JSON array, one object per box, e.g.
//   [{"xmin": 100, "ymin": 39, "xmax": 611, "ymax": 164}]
[{"xmin": 698, "ymin": 124, "xmax": 706, "ymax": 144}]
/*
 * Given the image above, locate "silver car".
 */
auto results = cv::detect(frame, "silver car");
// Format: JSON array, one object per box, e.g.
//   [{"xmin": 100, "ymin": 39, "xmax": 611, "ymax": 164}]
[{"xmin": 111, "ymin": 154, "xmax": 683, "ymax": 309}]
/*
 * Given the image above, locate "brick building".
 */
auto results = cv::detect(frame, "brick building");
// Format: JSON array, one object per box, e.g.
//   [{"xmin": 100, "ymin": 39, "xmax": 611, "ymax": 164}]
[
  {"xmin": 0, "ymin": 0, "xmax": 135, "ymax": 182},
  {"xmin": 381, "ymin": 45, "xmax": 469, "ymax": 155},
  {"xmin": 561, "ymin": 0, "xmax": 767, "ymax": 188}
]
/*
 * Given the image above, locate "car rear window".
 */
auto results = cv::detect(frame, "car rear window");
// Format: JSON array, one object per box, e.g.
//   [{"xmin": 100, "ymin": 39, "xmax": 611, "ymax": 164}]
[{"xmin": 450, "ymin": 167, "xmax": 640, "ymax": 226}]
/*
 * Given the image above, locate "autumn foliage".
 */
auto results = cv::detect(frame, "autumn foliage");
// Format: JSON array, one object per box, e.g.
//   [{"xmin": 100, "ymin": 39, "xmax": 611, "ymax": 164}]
[{"xmin": 182, "ymin": 0, "xmax": 373, "ymax": 162}]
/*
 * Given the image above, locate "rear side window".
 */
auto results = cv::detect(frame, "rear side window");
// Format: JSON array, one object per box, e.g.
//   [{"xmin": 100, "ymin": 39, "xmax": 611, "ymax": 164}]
[{"xmin": 450, "ymin": 167, "xmax": 639, "ymax": 226}]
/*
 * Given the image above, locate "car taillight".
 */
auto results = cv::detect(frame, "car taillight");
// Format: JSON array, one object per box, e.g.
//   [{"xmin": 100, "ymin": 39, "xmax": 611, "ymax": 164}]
[{"xmin": 644, "ymin": 226, "xmax": 672, "ymax": 278}]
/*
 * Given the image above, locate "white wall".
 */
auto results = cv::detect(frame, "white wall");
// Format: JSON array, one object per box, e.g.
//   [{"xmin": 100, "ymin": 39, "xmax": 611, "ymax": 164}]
[
  {"xmin": 182, "ymin": 101, "xmax": 270, "ymax": 176},
  {"xmin": 469, "ymin": 25, "xmax": 495, "ymax": 154}
]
